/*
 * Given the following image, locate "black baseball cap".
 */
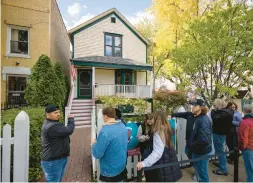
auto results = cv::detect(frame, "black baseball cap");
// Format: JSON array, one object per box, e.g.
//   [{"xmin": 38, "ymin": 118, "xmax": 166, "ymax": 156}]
[
  {"xmin": 45, "ymin": 105, "xmax": 59, "ymax": 113},
  {"xmin": 189, "ymin": 99, "xmax": 206, "ymax": 106}
]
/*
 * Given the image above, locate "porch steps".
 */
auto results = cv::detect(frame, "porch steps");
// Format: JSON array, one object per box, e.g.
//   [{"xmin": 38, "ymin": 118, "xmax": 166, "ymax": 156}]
[{"xmin": 71, "ymin": 99, "xmax": 93, "ymax": 128}]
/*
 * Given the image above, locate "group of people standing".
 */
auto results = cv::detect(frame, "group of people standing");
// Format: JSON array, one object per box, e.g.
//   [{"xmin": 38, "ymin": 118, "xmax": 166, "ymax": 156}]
[
  {"xmin": 91, "ymin": 107, "xmax": 182, "ymax": 182},
  {"xmin": 172, "ymin": 99, "xmax": 253, "ymax": 182},
  {"xmin": 40, "ymin": 99, "xmax": 253, "ymax": 182}
]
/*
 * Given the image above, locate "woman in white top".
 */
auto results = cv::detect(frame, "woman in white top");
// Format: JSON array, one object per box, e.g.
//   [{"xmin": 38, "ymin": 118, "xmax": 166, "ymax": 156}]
[{"xmin": 136, "ymin": 111, "xmax": 182, "ymax": 182}]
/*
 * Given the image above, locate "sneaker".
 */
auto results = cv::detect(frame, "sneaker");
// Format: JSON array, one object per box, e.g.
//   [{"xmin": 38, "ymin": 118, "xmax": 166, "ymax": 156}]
[
  {"xmin": 213, "ymin": 170, "xmax": 228, "ymax": 176},
  {"xmin": 192, "ymin": 174, "xmax": 198, "ymax": 182},
  {"xmin": 227, "ymin": 159, "xmax": 234, "ymax": 165}
]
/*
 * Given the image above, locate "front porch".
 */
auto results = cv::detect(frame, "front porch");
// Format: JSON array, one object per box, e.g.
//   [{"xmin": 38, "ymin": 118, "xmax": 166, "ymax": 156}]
[{"xmin": 72, "ymin": 56, "xmax": 153, "ymax": 100}]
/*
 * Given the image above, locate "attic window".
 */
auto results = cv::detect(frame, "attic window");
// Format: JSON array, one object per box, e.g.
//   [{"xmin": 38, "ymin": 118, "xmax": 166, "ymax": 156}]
[{"xmin": 111, "ymin": 17, "xmax": 116, "ymax": 23}]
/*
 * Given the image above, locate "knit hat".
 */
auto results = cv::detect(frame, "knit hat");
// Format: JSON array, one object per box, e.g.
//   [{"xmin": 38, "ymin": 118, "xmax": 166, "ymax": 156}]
[{"xmin": 45, "ymin": 105, "xmax": 59, "ymax": 113}]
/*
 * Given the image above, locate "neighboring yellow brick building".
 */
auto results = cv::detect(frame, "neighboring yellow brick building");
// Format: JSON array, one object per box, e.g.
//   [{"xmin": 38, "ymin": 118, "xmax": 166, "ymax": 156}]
[{"xmin": 1, "ymin": 0, "xmax": 71, "ymax": 108}]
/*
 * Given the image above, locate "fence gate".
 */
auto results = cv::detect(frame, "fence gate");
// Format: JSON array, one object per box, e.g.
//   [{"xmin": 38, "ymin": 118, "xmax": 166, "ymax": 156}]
[{"xmin": 0, "ymin": 111, "xmax": 30, "ymax": 182}]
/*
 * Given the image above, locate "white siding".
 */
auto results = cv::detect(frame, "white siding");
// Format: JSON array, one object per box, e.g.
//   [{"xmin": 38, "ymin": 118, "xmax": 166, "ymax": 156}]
[
  {"xmin": 137, "ymin": 72, "xmax": 146, "ymax": 85},
  {"xmin": 95, "ymin": 69, "xmax": 114, "ymax": 84},
  {"xmin": 74, "ymin": 15, "xmax": 146, "ymax": 64}
]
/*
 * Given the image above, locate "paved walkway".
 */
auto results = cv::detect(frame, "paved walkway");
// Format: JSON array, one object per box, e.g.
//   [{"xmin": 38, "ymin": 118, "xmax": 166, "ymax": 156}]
[
  {"xmin": 180, "ymin": 157, "xmax": 246, "ymax": 182},
  {"xmin": 62, "ymin": 127, "xmax": 91, "ymax": 182}
]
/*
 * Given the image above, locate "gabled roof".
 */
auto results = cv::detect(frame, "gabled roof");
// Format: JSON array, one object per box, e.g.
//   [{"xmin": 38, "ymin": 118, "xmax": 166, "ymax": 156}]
[
  {"xmin": 71, "ymin": 56, "xmax": 152, "ymax": 71},
  {"xmin": 68, "ymin": 8, "xmax": 149, "ymax": 45}
]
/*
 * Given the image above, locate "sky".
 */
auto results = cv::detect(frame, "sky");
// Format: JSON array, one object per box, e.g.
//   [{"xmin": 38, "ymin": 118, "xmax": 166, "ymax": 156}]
[{"xmin": 57, "ymin": 0, "xmax": 153, "ymax": 30}]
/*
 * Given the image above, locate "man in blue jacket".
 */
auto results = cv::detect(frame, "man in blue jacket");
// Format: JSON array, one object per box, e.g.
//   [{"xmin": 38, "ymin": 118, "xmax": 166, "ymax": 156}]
[
  {"xmin": 189, "ymin": 99, "xmax": 213, "ymax": 182},
  {"xmin": 91, "ymin": 107, "xmax": 128, "ymax": 182}
]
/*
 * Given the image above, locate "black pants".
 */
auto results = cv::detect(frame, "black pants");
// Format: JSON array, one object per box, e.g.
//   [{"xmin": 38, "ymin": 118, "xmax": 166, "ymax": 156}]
[
  {"xmin": 100, "ymin": 168, "xmax": 127, "ymax": 182},
  {"xmin": 226, "ymin": 130, "xmax": 238, "ymax": 161}
]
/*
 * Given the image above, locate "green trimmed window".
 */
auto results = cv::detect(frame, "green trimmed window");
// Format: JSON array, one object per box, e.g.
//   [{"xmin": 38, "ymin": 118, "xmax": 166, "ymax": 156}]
[{"xmin": 105, "ymin": 33, "xmax": 122, "ymax": 57}]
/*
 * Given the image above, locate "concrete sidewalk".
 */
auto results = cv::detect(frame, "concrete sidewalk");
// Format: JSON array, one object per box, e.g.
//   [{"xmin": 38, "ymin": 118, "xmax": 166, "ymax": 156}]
[{"xmin": 180, "ymin": 157, "xmax": 246, "ymax": 182}]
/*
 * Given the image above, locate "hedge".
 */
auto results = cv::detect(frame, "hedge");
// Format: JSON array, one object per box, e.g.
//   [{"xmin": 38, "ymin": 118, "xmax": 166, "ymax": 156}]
[{"xmin": 1, "ymin": 107, "xmax": 64, "ymax": 182}]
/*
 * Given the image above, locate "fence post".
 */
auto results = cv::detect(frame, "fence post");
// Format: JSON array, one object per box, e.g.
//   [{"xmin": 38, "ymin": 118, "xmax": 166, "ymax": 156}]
[
  {"xmin": 65, "ymin": 107, "xmax": 70, "ymax": 126},
  {"xmin": 2, "ymin": 124, "xmax": 12, "ymax": 182},
  {"xmin": 13, "ymin": 111, "xmax": 30, "ymax": 182},
  {"xmin": 137, "ymin": 169, "xmax": 143, "ymax": 182},
  {"xmin": 91, "ymin": 105, "xmax": 96, "ymax": 179},
  {"xmin": 233, "ymin": 147, "xmax": 239, "ymax": 182}
]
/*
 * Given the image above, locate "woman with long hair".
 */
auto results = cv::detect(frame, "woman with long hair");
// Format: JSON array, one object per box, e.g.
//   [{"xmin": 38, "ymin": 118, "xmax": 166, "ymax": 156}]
[
  {"xmin": 137, "ymin": 113, "xmax": 153, "ymax": 158},
  {"xmin": 136, "ymin": 111, "xmax": 182, "ymax": 182}
]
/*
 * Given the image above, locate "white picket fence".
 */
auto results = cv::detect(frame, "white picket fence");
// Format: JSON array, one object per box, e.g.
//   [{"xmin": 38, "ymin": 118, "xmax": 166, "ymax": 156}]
[
  {"xmin": 91, "ymin": 106, "xmax": 189, "ymax": 180},
  {"xmin": 0, "ymin": 111, "xmax": 30, "ymax": 182}
]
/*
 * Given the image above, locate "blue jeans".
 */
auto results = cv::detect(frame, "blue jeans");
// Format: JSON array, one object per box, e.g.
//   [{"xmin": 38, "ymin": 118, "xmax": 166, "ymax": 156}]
[
  {"xmin": 192, "ymin": 152, "xmax": 211, "ymax": 182},
  {"xmin": 213, "ymin": 133, "xmax": 228, "ymax": 173},
  {"xmin": 243, "ymin": 149, "xmax": 253, "ymax": 182},
  {"xmin": 41, "ymin": 158, "xmax": 68, "ymax": 182}
]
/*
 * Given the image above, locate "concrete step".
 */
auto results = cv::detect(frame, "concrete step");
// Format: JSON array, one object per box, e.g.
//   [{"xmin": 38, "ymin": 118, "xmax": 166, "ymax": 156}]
[
  {"xmin": 74, "ymin": 116, "xmax": 91, "ymax": 121},
  {"xmin": 71, "ymin": 106, "xmax": 92, "ymax": 110},
  {"xmin": 71, "ymin": 113, "xmax": 91, "ymax": 117},
  {"xmin": 72, "ymin": 103, "xmax": 92, "ymax": 107},
  {"xmin": 75, "ymin": 125, "xmax": 91, "ymax": 128},
  {"xmin": 75, "ymin": 121, "xmax": 91, "ymax": 126},
  {"xmin": 72, "ymin": 99, "xmax": 93, "ymax": 103},
  {"xmin": 71, "ymin": 109, "xmax": 91, "ymax": 113}
]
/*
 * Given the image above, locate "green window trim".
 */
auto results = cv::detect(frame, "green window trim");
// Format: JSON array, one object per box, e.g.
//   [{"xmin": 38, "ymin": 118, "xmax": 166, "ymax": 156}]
[{"xmin": 104, "ymin": 33, "xmax": 122, "ymax": 57}]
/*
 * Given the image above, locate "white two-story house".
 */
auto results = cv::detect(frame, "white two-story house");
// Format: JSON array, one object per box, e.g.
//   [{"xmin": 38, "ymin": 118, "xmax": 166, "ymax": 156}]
[{"xmin": 66, "ymin": 8, "xmax": 153, "ymax": 127}]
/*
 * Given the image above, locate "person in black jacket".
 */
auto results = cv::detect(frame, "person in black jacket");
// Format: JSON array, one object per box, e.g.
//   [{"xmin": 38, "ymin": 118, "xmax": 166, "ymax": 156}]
[
  {"xmin": 41, "ymin": 105, "xmax": 75, "ymax": 182},
  {"xmin": 211, "ymin": 99, "xmax": 233, "ymax": 176},
  {"xmin": 189, "ymin": 99, "xmax": 212, "ymax": 182}
]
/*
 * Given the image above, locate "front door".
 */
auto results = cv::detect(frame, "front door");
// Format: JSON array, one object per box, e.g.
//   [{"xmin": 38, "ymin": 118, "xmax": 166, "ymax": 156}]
[
  {"xmin": 78, "ymin": 69, "xmax": 92, "ymax": 98},
  {"xmin": 115, "ymin": 70, "xmax": 135, "ymax": 93}
]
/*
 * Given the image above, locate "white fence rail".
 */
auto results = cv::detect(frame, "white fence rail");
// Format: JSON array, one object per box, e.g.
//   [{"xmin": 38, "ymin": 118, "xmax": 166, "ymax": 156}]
[
  {"xmin": 95, "ymin": 84, "xmax": 151, "ymax": 98},
  {"xmin": 0, "ymin": 111, "xmax": 30, "ymax": 182}
]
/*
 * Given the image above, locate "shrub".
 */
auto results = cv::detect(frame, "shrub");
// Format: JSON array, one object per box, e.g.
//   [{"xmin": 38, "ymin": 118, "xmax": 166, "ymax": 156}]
[
  {"xmin": 24, "ymin": 54, "xmax": 65, "ymax": 107},
  {"xmin": 97, "ymin": 96, "xmax": 149, "ymax": 114},
  {"xmin": 54, "ymin": 61, "xmax": 68, "ymax": 108},
  {"xmin": 1, "ymin": 107, "xmax": 64, "ymax": 182},
  {"xmin": 153, "ymin": 89, "xmax": 187, "ymax": 114}
]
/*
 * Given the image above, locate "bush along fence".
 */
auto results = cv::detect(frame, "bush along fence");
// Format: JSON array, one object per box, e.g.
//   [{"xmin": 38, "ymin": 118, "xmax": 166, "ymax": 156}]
[{"xmin": 137, "ymin": 147, "xmax": 240, "ymax": 182}]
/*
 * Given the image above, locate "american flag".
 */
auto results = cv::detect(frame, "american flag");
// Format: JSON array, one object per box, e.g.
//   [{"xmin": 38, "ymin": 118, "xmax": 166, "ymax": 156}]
[{"xmin": 71, "ymin": 63, "xmax": 76, "ymax": 80}]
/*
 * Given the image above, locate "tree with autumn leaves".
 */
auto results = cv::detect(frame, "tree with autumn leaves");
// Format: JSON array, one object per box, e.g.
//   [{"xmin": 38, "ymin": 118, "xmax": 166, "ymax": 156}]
[{"xmin": 135, "ymin": 0, "xmax": 253, "ymax": 104}]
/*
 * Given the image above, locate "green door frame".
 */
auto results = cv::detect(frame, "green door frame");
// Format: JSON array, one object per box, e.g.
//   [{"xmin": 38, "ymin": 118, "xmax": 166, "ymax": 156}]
[
  {"xmin": 77, "ymin": 69, "xmax": 92, "ymax": 99},
  {"xmin": 115, "ymin": 70, "xmax": 133, "ymax": 85}
]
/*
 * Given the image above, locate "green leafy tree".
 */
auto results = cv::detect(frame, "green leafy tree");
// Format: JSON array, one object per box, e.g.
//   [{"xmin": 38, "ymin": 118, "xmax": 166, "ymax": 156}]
[
  {"xmin": 25, "ymin": 54, "xmax": 65, "ymax": 107},
  {"xmin": 169, "ymin": 3, "xmax": 253, "ymax": 103},
  {"xmin": 54, "ymin": 61, "xmax": 67, "ymax": 107}
]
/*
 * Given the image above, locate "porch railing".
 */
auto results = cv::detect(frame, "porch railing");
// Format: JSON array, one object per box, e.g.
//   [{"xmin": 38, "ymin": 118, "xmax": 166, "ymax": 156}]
[
  {"xmin": 94, "ymin": 84, "xmax": 152, "ymax": 98},
  {"xmin": 4, "ymin": 91, "xmax": 27, "ymax": 109},
  {"xmin": 65, "ymin": 84, "xmax": 74, "ymax": 126}
]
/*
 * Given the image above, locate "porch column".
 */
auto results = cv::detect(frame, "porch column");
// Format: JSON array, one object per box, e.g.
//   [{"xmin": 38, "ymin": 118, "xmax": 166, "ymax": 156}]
[
  {"xmin": 92, "ymin": 67, "xmax": 96, "ymax": 105},
  {"xmin": 150, "ymin": 70, "xmax": 153, "ymax": 98}
]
